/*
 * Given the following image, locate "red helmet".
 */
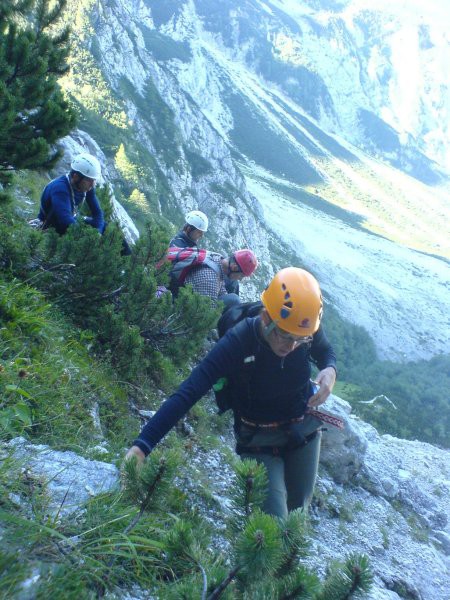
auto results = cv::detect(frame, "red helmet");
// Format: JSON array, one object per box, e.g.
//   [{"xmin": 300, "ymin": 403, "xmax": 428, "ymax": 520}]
[{"xmin": 233, "ymin": 249, "xmax": 258, "ymax": 277}]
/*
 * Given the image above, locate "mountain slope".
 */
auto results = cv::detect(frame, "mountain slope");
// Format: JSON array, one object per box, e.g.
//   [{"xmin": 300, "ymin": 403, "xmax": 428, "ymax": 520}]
[{"xmin": 62, "ymin": 0, "xmax": 450, "ymax": 361}]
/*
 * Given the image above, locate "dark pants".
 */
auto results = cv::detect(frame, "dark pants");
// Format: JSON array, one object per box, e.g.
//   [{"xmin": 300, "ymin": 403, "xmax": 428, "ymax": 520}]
[
  {"xmin": 218, "ymin": 292, "xmax": 241, "ymax": 310},
  {"xmin": 236, "ymin": 424, "xmax": 322, "ymax": 519}
]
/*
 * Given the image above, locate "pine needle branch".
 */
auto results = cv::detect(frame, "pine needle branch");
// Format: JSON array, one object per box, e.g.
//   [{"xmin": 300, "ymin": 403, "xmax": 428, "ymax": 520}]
[{"xmin": 206, "ymin": 565, "xmax": 242, "ymax": 600}]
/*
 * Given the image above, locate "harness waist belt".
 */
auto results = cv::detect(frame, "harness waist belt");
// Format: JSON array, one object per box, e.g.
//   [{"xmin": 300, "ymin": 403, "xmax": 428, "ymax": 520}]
[
  {"xmin": 240, "ymin": 408, "xmax": 344, "ymax": 430},
  {"xmin": 306, "ymin": 409, "xmax": 345, "ymax": 430}
]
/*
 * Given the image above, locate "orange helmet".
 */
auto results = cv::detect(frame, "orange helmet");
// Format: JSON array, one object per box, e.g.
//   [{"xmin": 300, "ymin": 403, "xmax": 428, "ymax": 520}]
[{"xmin": 261, "ymin": 267, "xmax": 323, "ymax": 336}]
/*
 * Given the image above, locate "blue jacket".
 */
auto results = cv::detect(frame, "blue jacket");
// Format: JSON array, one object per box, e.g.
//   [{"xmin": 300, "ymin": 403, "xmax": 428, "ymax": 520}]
[
  {"xmin": 38, "ymin": 175, "xmax": 105, "ymax": 234},
  {"xmin": 134, "ymin": 316, "xmax": 337, "ymax": 455}
]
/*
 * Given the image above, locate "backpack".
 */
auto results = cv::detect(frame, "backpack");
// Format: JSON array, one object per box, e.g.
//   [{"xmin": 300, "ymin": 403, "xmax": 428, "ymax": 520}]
[
  {"xmin": 217, "ymin": 301, "xmax": 263, "ymax": 337},
  {"xmin": 213, "ymin": 301, "xmax": 263, "ymax": 414},
  {"xmin": 165, "ymin": 246, "xmax": 222, "ymax": 285}
]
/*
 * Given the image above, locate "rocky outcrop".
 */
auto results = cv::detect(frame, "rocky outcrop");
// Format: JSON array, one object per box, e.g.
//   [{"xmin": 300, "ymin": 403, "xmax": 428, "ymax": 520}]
[
  {"xmin": 4, "ymin": 395, "xmax": 450, "ymax": 599},
  {"xmin": 4, "ymin": 437, "xmax": 118, "ymax": 517},
  {"xmin": 310, "ymin": 397, "xmax": 450, "ymax": 600},
  {"xmin": 320, "ymin": 395, "xmax": 368, "ymax": 484}
]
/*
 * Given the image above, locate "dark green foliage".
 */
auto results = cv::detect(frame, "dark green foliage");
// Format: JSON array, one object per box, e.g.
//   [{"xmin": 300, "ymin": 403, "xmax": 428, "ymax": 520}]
[
  {"xmin": 317, "ymin": 553, "xmax": 373, "ymax": 600},
  {"xmin": 163, "ymin": 517, "xmax": 211, "ymax": 581},
  {"xmin": 35, "ymin": 567, "xmax": 97, "ymax": 600},
  {"xmin": 118, "ymin": 76, "xmax": 181, "ymax": 166},
  {"xmin": 122, "ymin": 448, "xmax": 181, "ymax": 513},
  {"xmin": 348, "ymin": 354, "xmax": 450, "ymax": 448},
  {"xmin": 0, "ymin": 277, "xmax": 131, "ymax": 449},
  {"xmin": 162, "ymin": 286, "xmax": 221, "ymax": 363},
  {"xmin": 0, "ymin": 200, "xmax": 42, "ymax": 274},
  {"xmin": 36, "ymin": 224, "xmax": 125, "ymax": 324},
  {"xmin": 276, "ymin": 510, "xmax": 310, "ymax": 577},
  {"xmin": 321, "ymin": 305, "xmax": 450, "ymax": 448},
  {"xmin": 140, "ymin": 26, "xmax": 192, "ymax": 62},
  {"xmin": 229, "ymin": 458, "xmax": 269, "ymax": 528},
  {"xmin": 0, "ymin": 549, "xmax": 30, "ymax": 598},
  {"xmin": 183, "ymin": 145, "xmax": 213, "ymax": 179},
  {"xmin": 0, "ymin": 0, "xmax": 76, "ymax": 185},
  {"xmin": 199, "ymin": 459, "xmax": 371, "ymax": 600},
  {"xmin": 235, "ymin": 510, "xmax": 284, "ymax": 577},
  {"xmin": 16, "ymin": 211, "xmax": 217, "ymax": 383}
]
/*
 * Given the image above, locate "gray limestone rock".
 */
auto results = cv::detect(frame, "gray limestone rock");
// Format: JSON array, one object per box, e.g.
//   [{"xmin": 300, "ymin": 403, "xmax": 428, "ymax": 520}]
[
  {"xmin": 5, "ymin": 437, "xmax": 119, "ymax": 517},
  {"xmin": 320, "ymin": 395, "xmax": 368, "ymax": 484}
]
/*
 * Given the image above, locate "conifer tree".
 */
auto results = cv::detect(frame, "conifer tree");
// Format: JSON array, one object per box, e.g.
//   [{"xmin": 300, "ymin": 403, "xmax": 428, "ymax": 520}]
[
  {"xmin": 0, "ymin": 0, "xmax": 76, "ymax": 187},
  {"xmin": 112, "ymin": 445, "xmax": 376, "ymax": 599}
]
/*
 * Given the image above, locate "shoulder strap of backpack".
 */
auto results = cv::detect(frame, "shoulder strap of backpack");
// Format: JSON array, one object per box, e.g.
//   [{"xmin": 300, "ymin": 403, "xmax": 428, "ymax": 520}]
[
  {"xmin": 166, "ymin": 247, "xmax": 222, "ymax": 284},
  {"xmin": 217, "ymin": 301, "xmax": 263, "ymax": 338}
]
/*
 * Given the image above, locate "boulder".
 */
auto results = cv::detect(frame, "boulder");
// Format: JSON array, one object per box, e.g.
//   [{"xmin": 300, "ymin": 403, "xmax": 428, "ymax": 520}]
[
  {"xmin": 5, "ymin": 437, "xmax": 118, "ymax": 517},
  {"xmin": 320, "ymin": 395, "xmax": 368, "ymax": 484}
]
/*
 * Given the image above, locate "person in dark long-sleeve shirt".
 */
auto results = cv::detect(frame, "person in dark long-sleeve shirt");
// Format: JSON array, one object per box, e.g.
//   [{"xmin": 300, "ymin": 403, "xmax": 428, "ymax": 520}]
[
  {"xmin": 127, "ymin": 268, "xmax": 337, "ymax": 518},
  {"xmin": 169, "ymin": 210, "xmax": 209, "ymax": 248},
  {"xmin": 35, "ymin": 153, "xmax": 105, "ymax": 235}
]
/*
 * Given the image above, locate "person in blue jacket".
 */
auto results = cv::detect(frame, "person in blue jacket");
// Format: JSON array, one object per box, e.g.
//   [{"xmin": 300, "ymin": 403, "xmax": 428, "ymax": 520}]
[
  {"xmin": 34, "ymin": 153, "xmax": 105, "ymax": 234},
  {"xmin": 126, "ymin": 267, "xmax": 337, "ymax": 518}
]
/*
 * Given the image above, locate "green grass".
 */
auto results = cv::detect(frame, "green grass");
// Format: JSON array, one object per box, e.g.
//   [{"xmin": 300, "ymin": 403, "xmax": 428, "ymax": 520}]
[
  {"xmin": 227, "ymin": 90, "xmax": 322, "ymax": 186},
  {"xmin": 0, "ymin": 277, "xmax": 135, "ymax": 454}
]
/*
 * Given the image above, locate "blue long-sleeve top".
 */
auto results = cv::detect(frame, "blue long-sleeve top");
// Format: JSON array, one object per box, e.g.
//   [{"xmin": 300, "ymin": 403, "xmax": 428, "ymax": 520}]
[
  {"xmin": 134, "ymin": 316, "xmax": 337, "ymax": 455},
  {"xmin": 38, "ymin": 175, "xmax": 105, "ymax": 234}
]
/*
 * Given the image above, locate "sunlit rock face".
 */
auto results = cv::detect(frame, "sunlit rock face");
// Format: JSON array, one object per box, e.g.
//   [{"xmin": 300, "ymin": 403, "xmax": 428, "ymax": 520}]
[{"xmin": 63, "ymin": 0, "xmax": 450, "ymax": 361}]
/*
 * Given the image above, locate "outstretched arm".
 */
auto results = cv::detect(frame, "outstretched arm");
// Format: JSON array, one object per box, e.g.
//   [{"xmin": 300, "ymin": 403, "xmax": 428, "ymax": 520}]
[
  {"xmin": 84, "ymin": 188, "xmax": 105, "ymax": 233},
  {"xmin": 127, "ymin": 332, "xmax": 242, "ymax": 460}
]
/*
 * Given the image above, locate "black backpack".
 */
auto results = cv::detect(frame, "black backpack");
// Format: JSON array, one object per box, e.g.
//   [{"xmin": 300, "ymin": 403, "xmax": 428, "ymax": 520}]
[{"xmin": 213, "ymin": 301, "xmax": 262, "ymax": 414}]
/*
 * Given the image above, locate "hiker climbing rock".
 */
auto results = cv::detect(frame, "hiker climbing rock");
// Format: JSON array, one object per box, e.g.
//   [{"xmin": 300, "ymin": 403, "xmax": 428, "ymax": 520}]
[
  {"xmin": 126, "ymin": 267, "xmax": 339, "ymax": 518},
  {"xmin": 30, "ymin": 153, "xmax": 105, "ymax": 234}
]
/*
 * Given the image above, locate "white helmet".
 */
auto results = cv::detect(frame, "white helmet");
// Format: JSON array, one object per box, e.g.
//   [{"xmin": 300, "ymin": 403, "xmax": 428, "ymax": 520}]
[
  {"xmin": 185, "ymin": 210, "xmax": 208, "ymax": 232},
  {"xmin": 71, "ymin": 153, "xmax": 102, "ymax": 180}
]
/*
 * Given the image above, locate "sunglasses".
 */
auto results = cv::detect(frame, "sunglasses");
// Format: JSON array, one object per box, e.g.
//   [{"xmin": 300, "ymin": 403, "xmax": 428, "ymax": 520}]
[
  {"xmin": 272, "ymin": 325, "xmax": 313, "ymax": 345},
  {"xmin": 231, "ymin": 257, "xmax": 242, "ymax": 273}
]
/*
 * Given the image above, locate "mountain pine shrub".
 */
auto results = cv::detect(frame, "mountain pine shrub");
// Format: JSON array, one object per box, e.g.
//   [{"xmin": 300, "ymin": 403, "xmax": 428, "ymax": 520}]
[{"xmin": 0, "ymin": 0, "xmax": 76, "ymax": 187}]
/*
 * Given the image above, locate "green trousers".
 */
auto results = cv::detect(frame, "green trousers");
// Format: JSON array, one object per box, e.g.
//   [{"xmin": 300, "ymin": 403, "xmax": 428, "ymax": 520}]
[{"xmin": 237, "ymin": 424, "xmax": 322, "ymax": 519}]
